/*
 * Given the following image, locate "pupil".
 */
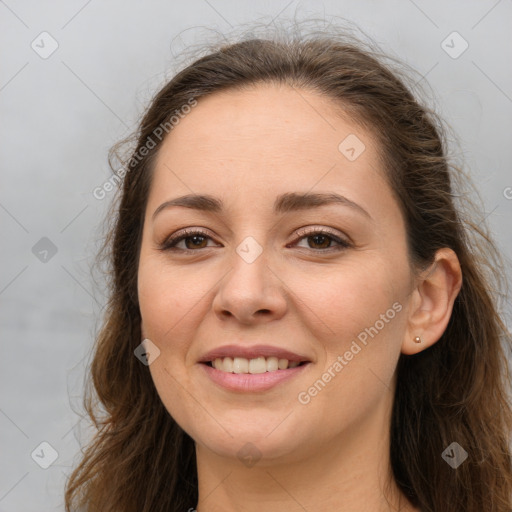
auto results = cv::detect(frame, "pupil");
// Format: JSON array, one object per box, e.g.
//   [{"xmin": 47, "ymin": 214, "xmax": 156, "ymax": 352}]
[
  {"xmin": 310, "ymin": 235, "xmax": 329, "ymax": 248},
  {"xmin": 187, "ymin": 236, "xmax": 206, "ymax": 249}
]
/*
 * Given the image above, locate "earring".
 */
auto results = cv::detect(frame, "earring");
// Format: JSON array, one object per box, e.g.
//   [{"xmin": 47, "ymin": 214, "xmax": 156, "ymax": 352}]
[{"xmin": 413, "ymin": 336, "xmax": 422, "ymax": 344}]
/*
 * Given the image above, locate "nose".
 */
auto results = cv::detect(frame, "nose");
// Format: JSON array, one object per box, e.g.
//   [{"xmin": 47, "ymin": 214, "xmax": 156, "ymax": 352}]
[{"xmin": 212, "ymin": 244, "xmax": 288, "ymax": 325}]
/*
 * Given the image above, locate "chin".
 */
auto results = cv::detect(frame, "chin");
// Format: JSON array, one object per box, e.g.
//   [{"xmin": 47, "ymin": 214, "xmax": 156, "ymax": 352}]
[{"xmin": 192, "ymin": 424, "xmax": 309, "ymax": 466}]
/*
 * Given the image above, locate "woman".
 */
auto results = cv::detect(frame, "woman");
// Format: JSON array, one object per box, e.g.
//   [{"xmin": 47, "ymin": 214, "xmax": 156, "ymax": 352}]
[{"xmin": 65, "ymin": 25, "xmax": 512, "ymax": 512}]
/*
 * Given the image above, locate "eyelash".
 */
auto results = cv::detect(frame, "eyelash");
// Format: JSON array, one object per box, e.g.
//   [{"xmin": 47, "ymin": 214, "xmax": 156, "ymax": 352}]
[{"xmin": 159, "ymin": 227, "xmax": 351, "ymax": 253}]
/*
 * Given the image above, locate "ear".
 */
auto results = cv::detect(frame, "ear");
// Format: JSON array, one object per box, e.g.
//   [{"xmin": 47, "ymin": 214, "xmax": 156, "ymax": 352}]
[{"xmin": 402, "ymin": 248, "xmax": 462, "ymax": 355}]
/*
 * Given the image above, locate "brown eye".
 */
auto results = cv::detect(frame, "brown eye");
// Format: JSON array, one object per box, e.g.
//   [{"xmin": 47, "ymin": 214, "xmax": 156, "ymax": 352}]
[
  {"xmin": 160, "ymin": 229, "xmax": 217, "ymax": 252},
  {"xmin": 160, "ymin": 228, "xmax": 351, "ymax": 253},
  {"xmin": 182, "ymin": 235, "xmax": 209, "ymax": 250},
  {"xmin": 306, "ymin": 233, "xmax": 332, "ymax": 249},
  {"xmin": 292, "ymin": 229, "xmax": 351, "ymax": 252}
]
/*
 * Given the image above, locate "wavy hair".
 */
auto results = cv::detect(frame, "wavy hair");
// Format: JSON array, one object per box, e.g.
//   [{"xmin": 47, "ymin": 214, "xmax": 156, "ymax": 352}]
[{"xmin": 65, "ymin": 21, "xmax": 512, "ymax": 512}]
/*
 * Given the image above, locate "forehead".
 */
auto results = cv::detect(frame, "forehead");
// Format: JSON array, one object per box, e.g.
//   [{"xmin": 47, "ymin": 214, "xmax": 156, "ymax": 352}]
[
  {"xmin": 149, "ymin": 83, "xmax": 393, "ymax": 220},
  {"xmin": 157, "ymin": 83, "xmax": 370, "ymax": 162}
]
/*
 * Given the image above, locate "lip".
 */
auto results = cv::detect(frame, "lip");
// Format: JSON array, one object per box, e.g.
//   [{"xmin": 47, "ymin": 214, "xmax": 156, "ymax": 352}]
[
  {"xmin": 199, "ymin": 360, "xmax": 311, "ymax": 392},
  {"xmin": 197, "ymin": 344, "xmax": 311, "ymax": 364}
]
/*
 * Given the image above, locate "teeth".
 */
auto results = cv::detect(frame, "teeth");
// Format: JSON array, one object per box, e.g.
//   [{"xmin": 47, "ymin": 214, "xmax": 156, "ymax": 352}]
[
  {"xmin": 211, "ymin": 356, "xmax": 303, "ymax": 373},
  {"xmin": 249, "ymin": 357, "xmax": 266, "ymax": 374}
]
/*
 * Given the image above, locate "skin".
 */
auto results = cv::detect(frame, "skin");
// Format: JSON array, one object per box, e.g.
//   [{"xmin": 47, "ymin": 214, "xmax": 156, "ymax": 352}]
[{"xmin": 137, "ymin": 83, "xmax": 462, "ymax": 512}]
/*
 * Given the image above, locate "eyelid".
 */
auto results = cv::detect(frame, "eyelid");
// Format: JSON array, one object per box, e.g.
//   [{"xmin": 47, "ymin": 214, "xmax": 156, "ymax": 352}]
[
  {"xmin": 289, "ymin": 226, "xmax": 352, "ymax": 251},
  {"xmin": 159, "ymin": 225, "xmax": 352, "ymax": 252},
  {"xmin": 160, "ymin": 227, "xmax": 214, "ymax": 247},
  {"xmin": 293, "ymin": 225, "xmax": 350, "ymax": 242}
]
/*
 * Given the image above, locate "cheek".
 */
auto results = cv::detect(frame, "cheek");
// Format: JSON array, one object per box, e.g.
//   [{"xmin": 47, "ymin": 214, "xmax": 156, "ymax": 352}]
[
  {"xmin": 294, "ymin": 317, "xmax": 403, "ymax": 443},
  {"xmin": 137, "ymin": 259, "xmax": 213, "ymax": 435},
  {"xmin": 292, "ymin": 256, "xmax": 407, "ymax": 412},
  {"xmin": 294, "ymin": 254, "xmax": 406, "ymax": 341},
  {"xmin": 138, "ymin": 257, "xmax": 214, "ymax": 346}
]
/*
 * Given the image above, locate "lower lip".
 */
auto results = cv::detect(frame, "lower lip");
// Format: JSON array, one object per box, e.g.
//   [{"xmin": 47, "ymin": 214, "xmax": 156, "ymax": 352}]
[{"xmin": 199, "ymin": 362, "xmax": 311, "ymax": 392}]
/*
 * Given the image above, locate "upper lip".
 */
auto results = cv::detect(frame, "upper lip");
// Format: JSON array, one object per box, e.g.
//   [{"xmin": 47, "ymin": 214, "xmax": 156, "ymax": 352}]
[{"xmin": 198, "ymin": 344, "xmax": 311, "ymax": 363}]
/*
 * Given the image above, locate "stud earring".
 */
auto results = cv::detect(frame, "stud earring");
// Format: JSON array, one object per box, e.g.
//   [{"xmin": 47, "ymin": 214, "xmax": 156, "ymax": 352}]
[{"xmin": 413, "ymin": 336, "xmax": 422, "ymax": 344}]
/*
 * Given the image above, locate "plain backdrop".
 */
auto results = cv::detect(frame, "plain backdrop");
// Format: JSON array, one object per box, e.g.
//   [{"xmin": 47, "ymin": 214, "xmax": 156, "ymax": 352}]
[{"xmin": 1, "ymin": 1, "xmax": 511, "ymax": 510}]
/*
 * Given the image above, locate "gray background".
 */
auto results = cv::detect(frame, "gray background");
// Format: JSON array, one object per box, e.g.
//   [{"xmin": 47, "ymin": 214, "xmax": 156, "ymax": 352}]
[{"xmin": 1, "ymin": 1, "xmax": 511, "ymax": 510}]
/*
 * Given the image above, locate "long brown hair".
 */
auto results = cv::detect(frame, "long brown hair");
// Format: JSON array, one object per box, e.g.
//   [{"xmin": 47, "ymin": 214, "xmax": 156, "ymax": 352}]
[{"xmin": 65, "ymin": 22, "xmax": 512, "ymax": 512}]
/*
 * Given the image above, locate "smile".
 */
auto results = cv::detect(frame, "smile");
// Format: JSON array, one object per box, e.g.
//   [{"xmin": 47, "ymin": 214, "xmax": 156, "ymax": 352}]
[
  {"xmin": 199, "ymin": 358, "xmax": 311, "ymax": 392},
  {"xmin": 206, "ymin": 356, "xmax": 306, "ymax": 374}
]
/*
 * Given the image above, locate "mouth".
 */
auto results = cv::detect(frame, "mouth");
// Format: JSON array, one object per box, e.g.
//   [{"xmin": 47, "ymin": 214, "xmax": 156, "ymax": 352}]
[
  {"xmin": 202, "ymin": 356, "xmax": 310, "ymax": 374},
  {"xmin": 199, "ymin": 357, "xmax": 311, "ymax": 393},
  {"xmin": 197, "ymin": 344, "xmax": 312, "ymax": 391}
]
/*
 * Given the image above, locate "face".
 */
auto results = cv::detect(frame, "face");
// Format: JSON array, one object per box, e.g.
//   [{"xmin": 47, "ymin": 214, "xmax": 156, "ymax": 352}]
[{"xmin": 137, "ymin": 84, "xmax": 415, "ymax": 464}]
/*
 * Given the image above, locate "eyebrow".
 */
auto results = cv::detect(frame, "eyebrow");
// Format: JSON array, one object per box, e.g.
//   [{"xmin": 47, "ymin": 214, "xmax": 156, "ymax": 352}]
[{"xmin": 152, "ymin": 192, "xmax": 372, "ymax": 221}]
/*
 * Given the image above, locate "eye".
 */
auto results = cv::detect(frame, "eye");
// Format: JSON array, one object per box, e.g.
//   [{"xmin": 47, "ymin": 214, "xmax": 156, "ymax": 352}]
[
  {"xmin": 159, "ymin": 228, "xmax": 218, "ymax": 252},
  {"xmin": 290, "ymin": 227, "xmax": 351, "ymax": 252},
  {"xmin": 159, "ymin": 227, "xmax": 352, "ymax": 253}
]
